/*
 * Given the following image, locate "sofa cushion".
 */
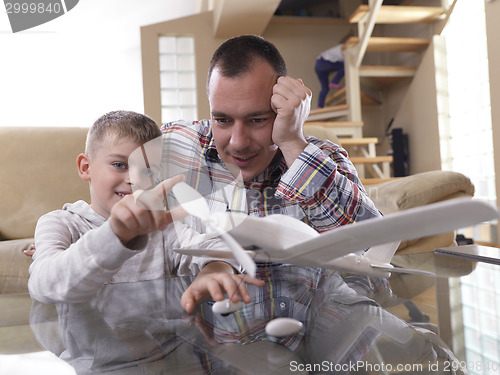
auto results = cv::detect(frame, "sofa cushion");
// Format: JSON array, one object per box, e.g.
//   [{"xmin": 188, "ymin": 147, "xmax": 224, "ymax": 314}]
[
  {"xmin": 365, "ymin": 170, "xmax": 475, "ymax": 215},
  {"xmin": 0, "ymin": 238, "xmax": 34, "ymax": 294},
  {"xmin": 0, "ymin": 127, "xmax": 90, "ymax": 240},
  {"xmin": 397, "ymin": 231, "xmax": 456, "ymax": 255}
]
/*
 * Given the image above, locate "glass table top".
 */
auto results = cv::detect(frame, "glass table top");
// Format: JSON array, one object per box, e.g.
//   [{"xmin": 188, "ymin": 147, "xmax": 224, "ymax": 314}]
[{"xmin": 1, "ymin": 252, "xmax": 499, "ymax": 374}]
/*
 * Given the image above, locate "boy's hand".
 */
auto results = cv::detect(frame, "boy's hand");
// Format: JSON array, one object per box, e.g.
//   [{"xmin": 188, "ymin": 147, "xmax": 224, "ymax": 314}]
[
  {"xmin": 271, "ymin": 76, "xmax": 311, "ymax": 166},
  {"xmin": 181, "ymin": 261, "xmax": 265, "ymax": 313},
  {"xmin": 109, "ymin": 175, "xmax": 184, "ymax": 244},
  {"xmin": 23, "ymin": 243, "xmax": 36, "ymax": 257}
]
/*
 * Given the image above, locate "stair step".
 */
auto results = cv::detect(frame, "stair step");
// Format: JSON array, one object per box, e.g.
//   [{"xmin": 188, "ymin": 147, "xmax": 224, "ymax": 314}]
[
  {"xmin": 338, "ymin": 137, "xmax": 378, "ymax": 146},
  {"xmin": 342, "ymin": 36, "xmax": 430, "ymax": 52},
  {"xmin": 270, "ymin": 16, "xmax": 349, "ymax": 26},
  {"xmin": 325, "ymin": 87, "xmax": 346, "ymax": 104},
  {"xmin": 359, "ymin": 65, "xmax": 417, "ymax": 77},
  {"xmin": 308, "ymin": 104, "xmax": 348, "ymax": 116},
  {"xmin": 307, "ymin": 104, "xmax": 349, "ymax": 121},
  {"xmin": 349, "ymin": 5, "xmax": 445, "ymax": 24},
  {"xmin": 351, "ymin": 156, "xmax": 393, "ymax": 164},
  {"xmin": 304, "ymin": 120, "xmax": 363, "ymax": 139},
  {"xmin": 305, "ymin": 121, "xmax": 363, "ymax": 128},
  {"xmin": 325, "ymin": 87, "xmax": 381, "ymax": 107}
]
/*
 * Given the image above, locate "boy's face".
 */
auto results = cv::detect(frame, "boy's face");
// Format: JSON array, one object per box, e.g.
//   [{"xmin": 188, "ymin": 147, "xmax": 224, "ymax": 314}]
[{"xmin": 78, "ymin": 136, "xmax": 141, "ymax": 219}]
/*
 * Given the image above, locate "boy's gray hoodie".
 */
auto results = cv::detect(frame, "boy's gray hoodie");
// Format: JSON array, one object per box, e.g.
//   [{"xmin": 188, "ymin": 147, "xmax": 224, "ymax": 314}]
[{"xmin": 29, "ymin": 200, "xmax": 230, "ymax": 303}]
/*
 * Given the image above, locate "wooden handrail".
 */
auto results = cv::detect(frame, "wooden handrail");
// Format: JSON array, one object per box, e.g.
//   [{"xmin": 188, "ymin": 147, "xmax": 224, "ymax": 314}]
[{"xmin": 355, "ymin": 0, "xmax": 383, "ymax": 68}]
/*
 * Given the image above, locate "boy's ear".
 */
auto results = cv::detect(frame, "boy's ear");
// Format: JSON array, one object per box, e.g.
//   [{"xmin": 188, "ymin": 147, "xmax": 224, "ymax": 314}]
[{"xmin": 77, "ymin": 153, "xmax": 91, "ymax": 181}]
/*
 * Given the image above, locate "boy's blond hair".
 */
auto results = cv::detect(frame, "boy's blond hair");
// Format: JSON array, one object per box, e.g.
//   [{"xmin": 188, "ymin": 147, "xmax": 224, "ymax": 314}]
[{"xmin": 86, "ymin": 110, "xmax": 161, "ymax": 158}]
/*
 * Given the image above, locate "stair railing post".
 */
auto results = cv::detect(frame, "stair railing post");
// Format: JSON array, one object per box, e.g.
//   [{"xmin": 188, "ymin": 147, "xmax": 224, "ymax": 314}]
[
  {"xmin": 355, "ymin": 0, "xmax": 383, "ymax": 68},
  {"xmin": 344, "ymin": 46, "xmax": 364, "ymax": 178},
  {"xmin": 344, "ymin": 48, "xmax": 362, "ymax": 123},
  {"xmin": 345, "ymin": 0, "xmax": 382, "ymax": 123}
]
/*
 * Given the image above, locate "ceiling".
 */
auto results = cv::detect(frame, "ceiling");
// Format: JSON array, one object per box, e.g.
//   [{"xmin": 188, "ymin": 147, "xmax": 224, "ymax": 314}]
[
  {"xmin": 210, "ymin": 0, "xmax": 409, "ymax": 37},
  {"xmin": 211, "ymin": 0, "xmax": 281, "ymax": 38}
]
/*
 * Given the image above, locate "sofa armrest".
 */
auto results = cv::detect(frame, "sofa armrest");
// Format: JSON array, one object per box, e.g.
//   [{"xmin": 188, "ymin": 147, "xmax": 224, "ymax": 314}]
[
  {"xmin": 0, "ymin": 238, "xmax": 34, "ymax": 294},
  {"xmin": 365, "ymin": 170, "xmax": 475, "ymax": 215},
  {"xmin": 365, "ymin": 171, "xmax": 475, "ymax": 255}
]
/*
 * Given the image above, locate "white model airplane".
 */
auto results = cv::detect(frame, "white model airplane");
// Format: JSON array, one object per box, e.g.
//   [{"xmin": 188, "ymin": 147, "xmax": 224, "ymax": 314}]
[{"xmin": 172, "ymin": 182, "xmax": 498, "ymax": 278}]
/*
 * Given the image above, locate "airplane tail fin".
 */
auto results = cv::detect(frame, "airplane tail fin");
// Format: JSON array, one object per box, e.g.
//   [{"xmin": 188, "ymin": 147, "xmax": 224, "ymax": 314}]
[{"xmin": 363, "ymin": 241, "xmax": 401, "ymax": 263}]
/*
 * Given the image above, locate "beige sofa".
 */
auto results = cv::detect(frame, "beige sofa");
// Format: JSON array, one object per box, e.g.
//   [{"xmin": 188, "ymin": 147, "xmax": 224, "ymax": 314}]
[
  {"xmin": 0, "ymin": 126, "xmax": 476, "ymax": 358},
  {"xmin": 0, "ymin": 127, "xmax": 90, "ymax": 294},
  {"xmin": 0, "ymin": 126, "xmax": 475, "ymax": 296}
]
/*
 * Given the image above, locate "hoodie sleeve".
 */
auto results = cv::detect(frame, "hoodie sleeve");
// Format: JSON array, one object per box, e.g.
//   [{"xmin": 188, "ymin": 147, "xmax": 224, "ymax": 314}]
[
  {"xmin": 28, "ymin": 210, "xmax": 148, "ymax": 304},
  {"xmin": 163, "ymin": 221, "xmax": 242, "ymax": 276}
]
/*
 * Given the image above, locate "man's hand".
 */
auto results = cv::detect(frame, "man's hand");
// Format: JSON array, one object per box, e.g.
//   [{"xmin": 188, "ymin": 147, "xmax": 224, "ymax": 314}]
[
  {"xmin": 271, "ymin": 76, "xmax": 312, "ymax": 166},
  {"xmin": 109, "ymin": 175, "xmax": 185, "ymax": 245},
  {"xmin": 181, "ymin": 261, "xmax": 265, "ymax": 313}
]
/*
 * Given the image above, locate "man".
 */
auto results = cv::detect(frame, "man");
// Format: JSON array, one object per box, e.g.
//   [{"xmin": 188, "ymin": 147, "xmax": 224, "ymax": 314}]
[
  {"xmin": 160, "ymin": 35, "xmax": 384, "ymax": 313},
  {"xmin": 163, "ymin": 35, "xmax": 380, "ymax": 233}
]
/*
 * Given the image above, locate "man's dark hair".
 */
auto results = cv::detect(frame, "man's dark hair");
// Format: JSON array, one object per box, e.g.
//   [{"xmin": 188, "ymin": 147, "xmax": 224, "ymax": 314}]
[{"xmin": 207, "ymin": 35, "xmax": 287, "ymax": 92}]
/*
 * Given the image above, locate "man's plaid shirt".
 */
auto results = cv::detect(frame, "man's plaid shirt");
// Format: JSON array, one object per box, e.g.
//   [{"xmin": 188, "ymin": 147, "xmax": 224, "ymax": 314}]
[
  {"xmin": 159, "ymin": 120, "xmax": 387, "ymax": 352},
  {"xmin": 160, "ymin": 119, "xmax": 381, "ymax": 231}
]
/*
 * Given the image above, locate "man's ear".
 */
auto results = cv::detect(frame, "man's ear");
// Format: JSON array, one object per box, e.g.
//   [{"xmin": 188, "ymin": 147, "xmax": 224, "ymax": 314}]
[{"xmin": 77, "ymin": 153, "xmax": 91, "ymax": 181}]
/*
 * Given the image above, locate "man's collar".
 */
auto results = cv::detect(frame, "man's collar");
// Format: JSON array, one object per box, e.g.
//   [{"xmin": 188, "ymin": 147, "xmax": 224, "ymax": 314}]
[
  {"xmin": 263, "ymin": 149, "xmax": 287, "ymax": 182},
  {"xmin": 205, "ymin": 125, "xmax": 220, "ymax": 162}
]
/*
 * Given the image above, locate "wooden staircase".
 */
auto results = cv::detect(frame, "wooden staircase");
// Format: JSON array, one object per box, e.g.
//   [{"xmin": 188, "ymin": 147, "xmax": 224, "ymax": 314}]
[
  {"xmin": 305, "ymin": 1, "xmax": 447, "ymax": 184},
  {"xmin": 303, "ymin": 122, "xmax": 393, "ymax": 181},
  {"xmin": 307, "ymin": 104, "xmax": 349, "ymax": 122},
  {"xmin": 305, "ymin": 120, "xmax": 363, "ymax": 138},
  {"xmin": 324, "ymin": 86, "xmax": 381, "ymax": 107},
  {"xmin": 348, "ymin": 5, "xmax": 445, "ymax": 24},
  {"xmin": 342, "ymin": 36, "xmax": 430, "ymax": 52}
]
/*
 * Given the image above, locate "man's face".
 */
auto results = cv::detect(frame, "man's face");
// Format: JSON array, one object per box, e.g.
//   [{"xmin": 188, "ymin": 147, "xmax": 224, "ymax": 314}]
[{"xmin": 208, "ymin": 59, "xmax": 279, "ymax": 181}]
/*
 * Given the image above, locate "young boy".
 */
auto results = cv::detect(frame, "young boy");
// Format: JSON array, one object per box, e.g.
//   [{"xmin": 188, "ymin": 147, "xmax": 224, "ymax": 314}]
[{"xmin": 28, "ymin": 110, "xmax": 263, "ymax": 311}]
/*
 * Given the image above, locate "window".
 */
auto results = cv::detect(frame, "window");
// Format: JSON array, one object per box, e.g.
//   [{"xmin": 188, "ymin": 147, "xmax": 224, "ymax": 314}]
[
  {"xmin": 453, "ymin": 262, "xmax": 500, "ymax": 374},
  {"xmin": 158, "ymin": 36, "xmax": 197, "ymax": 124},
  {"xmin": 439, "ymin": 0, "xmax": 496, "ymax": 242},
  {"xmin": 439, "ymin": 2, "xmax": 499, "ymax": 370}
]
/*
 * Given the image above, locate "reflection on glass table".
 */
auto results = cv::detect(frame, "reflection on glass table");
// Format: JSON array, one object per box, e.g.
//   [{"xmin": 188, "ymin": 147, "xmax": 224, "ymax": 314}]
[{"xmin": 2, "ymin": 253, "xmax": 500, "ymax": 374}]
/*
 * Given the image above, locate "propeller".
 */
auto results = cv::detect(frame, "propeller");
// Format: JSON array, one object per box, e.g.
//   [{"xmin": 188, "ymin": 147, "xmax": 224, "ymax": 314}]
[{"xmin": 172, "ymin": 182, "xmax": 256, "ymax": 278}]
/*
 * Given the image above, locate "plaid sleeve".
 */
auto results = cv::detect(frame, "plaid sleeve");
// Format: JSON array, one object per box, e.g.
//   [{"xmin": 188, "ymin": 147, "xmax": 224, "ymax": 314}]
[{"xmin": 276, "ymin": 139, "xmax": 381, "ymax": 232}]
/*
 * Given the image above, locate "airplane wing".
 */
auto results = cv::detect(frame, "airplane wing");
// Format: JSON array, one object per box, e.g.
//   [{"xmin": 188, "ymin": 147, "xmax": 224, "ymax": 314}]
[
  {"xmin": 175, "ymin": 197, "xmax": 498, "ymax": 269},
  {"xmin": 175, "ymin": 213, "xmax": 318, "ymax": 262},
  {"xmin": 369, "ymin": 265, "xmax": 436, "ymax": 276},
  {"xmin": 223, "ymin": 213, "xmax": 319, "ymax": 253},
  {"xmin": 279, "ymin": 197, "xmax": 498, "ymax": 267}
]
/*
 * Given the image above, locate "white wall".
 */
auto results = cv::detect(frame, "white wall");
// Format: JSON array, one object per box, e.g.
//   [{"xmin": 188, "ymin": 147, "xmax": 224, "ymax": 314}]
[{"xmin": 0, "ymin": 0, "xmax": 199, "ymax": 127}]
